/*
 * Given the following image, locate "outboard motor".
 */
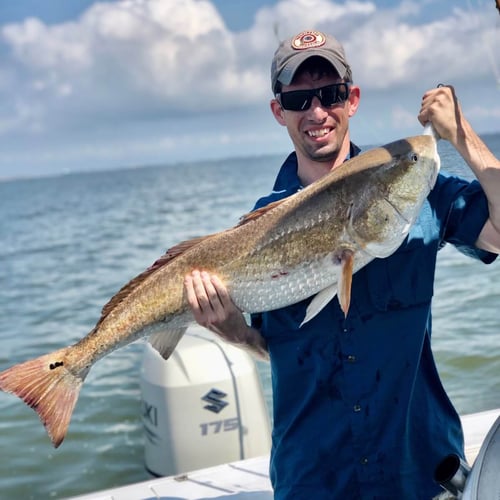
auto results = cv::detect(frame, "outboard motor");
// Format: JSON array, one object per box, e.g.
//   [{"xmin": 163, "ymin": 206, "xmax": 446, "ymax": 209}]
[
  {"xmin": 435, "ymin": 415, "xmax": 500, "ymax": 499},
  {"xmin": 140, "ymin": 325, "xmax": 271, "ymax": 477}
]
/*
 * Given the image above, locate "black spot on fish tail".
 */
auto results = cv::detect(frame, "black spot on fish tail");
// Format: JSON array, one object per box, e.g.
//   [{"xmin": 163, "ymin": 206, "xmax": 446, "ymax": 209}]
[{"xmin": 49, "ymin": 361, "xmax": 64, "ymax": 370}]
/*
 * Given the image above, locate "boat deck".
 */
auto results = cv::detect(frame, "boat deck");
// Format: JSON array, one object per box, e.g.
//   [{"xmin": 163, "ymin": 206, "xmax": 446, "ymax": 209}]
[{"xmin": 70, "ymin": 408, "xmax": 500, "ymax": 500}]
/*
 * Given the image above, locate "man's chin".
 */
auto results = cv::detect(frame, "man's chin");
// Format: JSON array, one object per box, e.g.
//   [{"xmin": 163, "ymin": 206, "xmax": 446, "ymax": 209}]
[{"xmin": 309, "ymin": 149, "xmax": 339, "ymax": 163}]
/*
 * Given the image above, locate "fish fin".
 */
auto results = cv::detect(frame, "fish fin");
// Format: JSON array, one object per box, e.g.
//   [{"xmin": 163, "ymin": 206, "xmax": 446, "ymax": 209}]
[
  {"xmin": 237, "ymin": 198, "xmax": 288, "ymax": 227},
  {"xmin": 300, "ymin": 249, "xmax": 355, "ymax": 325},
  {"xmin": 147, "ymin": 236, "xmax": 215, "ymax": 271},
  {"xmin": 149, "ymin": 326, "xmax": 187, "ymax": 360},
  {"xmin": 0, "ymin": 347, "xmax": 85, "ymax": 448},
  {"xmin": 338, "ymin": 250, "xmax": 354, "ymax": 317},
  {"xmin": 300, "ymin": 285, "xmax": 338, "ymax": 327},
  {"xmin": 97, "ymin": 235, "xmax": 216, "ymax": 329}
]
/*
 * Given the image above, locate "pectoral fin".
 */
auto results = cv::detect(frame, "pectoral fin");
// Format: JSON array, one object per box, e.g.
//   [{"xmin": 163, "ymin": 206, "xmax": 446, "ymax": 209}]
[
  {"xmin": 300, "ymin": 285, "xmax": 338, "ymax": 327},
  {"xmin": 338, "ymin": 250, "xmax": 354, "ymax": 317},
  {"xmin": 300, "ymin": 249, "xmax": 355, "ymax": 327}
]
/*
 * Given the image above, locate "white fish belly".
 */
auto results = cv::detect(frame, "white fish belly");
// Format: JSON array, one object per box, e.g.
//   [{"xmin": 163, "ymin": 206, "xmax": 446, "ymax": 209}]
[{"xmin": 230, "ymin": 251, "xmax": 372, "ymax": 313}]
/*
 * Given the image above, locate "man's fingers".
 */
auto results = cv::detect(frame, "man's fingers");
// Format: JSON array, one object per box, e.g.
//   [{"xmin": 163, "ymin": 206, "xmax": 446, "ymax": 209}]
[
  {"xmin": 200, "ymin": 271, "xmax": 222, "ymax": 307},
  {"xmin": 184, "ymin": 270, "xmax": 206, "ymax": 309},
  {"xmin": 210, "ymin": 274, "xmax": 233, "ymax": 308},
  {"xmin": 184, "ymin": 272, "xmax": 202, "ymax": 312},
  {"xmin": 184, "ymin": 269, "xmax": 228, "ymax": 322}
]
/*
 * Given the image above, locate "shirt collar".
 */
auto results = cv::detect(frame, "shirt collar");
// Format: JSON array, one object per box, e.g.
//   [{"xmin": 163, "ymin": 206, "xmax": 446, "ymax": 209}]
[{"xmin": 272, "ymin": 142, "xmax": 361, "ymax": 193}]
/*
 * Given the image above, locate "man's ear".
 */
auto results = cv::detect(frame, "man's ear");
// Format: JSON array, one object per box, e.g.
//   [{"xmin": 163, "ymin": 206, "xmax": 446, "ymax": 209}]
[
  {"xmin": 270, "ymin": 99, "xmax": 287, "ymax": 126},
  {"xmin": 347, "ymin": 85, "xmax": 361, "ymax": 118}
]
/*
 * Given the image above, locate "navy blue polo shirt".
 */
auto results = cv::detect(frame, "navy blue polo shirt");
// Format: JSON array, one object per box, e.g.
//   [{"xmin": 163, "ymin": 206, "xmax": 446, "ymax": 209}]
[{"xmin": 251, "ymin": 147, "xmax": 496, "ymax": 499}]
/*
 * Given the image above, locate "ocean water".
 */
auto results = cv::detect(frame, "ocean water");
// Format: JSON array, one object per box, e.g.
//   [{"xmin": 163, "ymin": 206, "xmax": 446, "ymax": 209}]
[{"xmin": 1, "ymin": 135, "xmax": 499, "ymax": 499}]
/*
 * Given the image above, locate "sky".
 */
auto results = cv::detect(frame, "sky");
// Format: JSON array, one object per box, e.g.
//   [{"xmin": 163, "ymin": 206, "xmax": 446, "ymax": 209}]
[{"xmin": 0, "ymin": 0, "xmax": 499, "ymax": 179}]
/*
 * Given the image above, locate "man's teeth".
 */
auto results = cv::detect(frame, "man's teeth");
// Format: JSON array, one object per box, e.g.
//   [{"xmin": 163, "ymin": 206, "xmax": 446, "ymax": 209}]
[{"xmin": 307, "ymin": 128, "xmax": 330, "ymax": 137}]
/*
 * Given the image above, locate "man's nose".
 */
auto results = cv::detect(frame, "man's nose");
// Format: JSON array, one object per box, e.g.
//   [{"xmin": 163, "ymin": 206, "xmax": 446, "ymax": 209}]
[{"xmin": 307, "ymin": 96, "xmax": 329, "ymax": 119}]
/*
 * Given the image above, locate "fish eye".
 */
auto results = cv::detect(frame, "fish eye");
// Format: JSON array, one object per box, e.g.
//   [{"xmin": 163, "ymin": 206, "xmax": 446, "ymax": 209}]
[{"xmin": 408, "ymin": 152, "xmax": 418, "ymax": 163}]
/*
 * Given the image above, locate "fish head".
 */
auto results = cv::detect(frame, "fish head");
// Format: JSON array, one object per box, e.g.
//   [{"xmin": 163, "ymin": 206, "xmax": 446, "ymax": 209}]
[{"xmin": 347, "ymin": 134, "xmax": 440, "ymax": 258}]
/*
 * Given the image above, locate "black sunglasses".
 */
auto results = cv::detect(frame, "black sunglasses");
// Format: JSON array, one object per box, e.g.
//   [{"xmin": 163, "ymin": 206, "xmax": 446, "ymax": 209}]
[{"xmin": 277, "ymin": 83, "xmax": 350, "ymax": 111}]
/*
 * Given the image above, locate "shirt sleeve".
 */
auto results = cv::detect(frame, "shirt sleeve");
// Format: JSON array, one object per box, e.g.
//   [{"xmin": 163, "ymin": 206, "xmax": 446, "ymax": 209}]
[{"xmin": 432, "ymin": 173, "xmax": 497, "ymax": 263}]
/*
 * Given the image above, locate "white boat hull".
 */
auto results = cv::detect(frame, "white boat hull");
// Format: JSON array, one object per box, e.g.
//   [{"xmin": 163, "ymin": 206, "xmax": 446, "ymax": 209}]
[{"xmin": 69, "ymin": 408, "xmax": 500, "ymax": 500}]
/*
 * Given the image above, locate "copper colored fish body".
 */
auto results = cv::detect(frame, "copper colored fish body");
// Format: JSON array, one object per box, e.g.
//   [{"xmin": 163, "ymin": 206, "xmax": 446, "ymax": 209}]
[{"xmin": 0, "ymin": 134, "xmax": 440, "ymax": 447}]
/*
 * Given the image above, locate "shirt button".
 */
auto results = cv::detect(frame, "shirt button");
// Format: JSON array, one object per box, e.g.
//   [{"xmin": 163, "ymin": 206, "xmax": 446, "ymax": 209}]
[
  {"xmin": 353, "ymin": 404, "xmax": 361, "ymax": 412},
  {"xmin": 360, "ymin": 457, "xmax": 368, "ymax": 465},
  {"xmin": 347, "ymin": 355, "xmax": 356, "ymax": 363}
]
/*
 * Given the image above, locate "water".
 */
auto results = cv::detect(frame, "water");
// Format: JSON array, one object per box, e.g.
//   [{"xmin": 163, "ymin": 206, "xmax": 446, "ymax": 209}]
[{"xmin": 1, "ymin": 136, "xmax": 499, "ymax": 499}]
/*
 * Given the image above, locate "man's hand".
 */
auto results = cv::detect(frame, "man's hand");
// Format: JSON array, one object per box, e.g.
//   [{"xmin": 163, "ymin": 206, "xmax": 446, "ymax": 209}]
[
  {"xmin": 184, "ymin": 270, "xmax": 269, "ymax": 359},
  {"xmin": 418, "ymin": 85, "xmax": 463, "ymax": 145}
]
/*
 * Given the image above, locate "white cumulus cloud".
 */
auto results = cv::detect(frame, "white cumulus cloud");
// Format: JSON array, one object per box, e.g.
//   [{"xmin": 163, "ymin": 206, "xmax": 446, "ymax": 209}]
[{"xmin": 0, "ymin": 0, "xmax": 498, "ymax": 177}]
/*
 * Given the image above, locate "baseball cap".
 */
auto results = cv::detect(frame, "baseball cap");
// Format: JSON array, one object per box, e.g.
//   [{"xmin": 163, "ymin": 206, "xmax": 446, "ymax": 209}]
[{"xmin": 271, "ymin": 30, "xmax": 352, "ymax": 93}]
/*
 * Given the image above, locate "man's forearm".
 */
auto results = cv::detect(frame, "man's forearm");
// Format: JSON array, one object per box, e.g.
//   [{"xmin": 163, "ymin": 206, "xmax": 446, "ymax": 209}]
[
  {"xmin": 418, "ymin": 86, "xmax": 500, "ymax": 253},
  {"xmin": 211, "ymin": 322, "xmax": 269, "ymax": 361},
  {"xmin": 453, "ymin": 117, "xmax": 500, "ymax": 252}
]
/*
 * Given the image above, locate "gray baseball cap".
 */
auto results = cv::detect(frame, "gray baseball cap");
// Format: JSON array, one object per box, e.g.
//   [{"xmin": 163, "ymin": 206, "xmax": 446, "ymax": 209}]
[{"xmin": 271, "ymin": 30, "xmax": 352, "ymax": 93}]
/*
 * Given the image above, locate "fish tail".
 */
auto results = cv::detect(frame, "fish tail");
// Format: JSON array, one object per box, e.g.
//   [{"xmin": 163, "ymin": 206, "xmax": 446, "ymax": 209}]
[{"xmin": 0, "ymin": 347, "xmax": 86, "ymax": 448}]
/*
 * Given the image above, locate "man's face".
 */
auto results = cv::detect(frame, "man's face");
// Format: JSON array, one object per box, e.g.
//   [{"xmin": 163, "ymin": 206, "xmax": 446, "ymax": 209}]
[{"xmin": 271, "ymin": 71, "xmax": 360, "ymax": 165}]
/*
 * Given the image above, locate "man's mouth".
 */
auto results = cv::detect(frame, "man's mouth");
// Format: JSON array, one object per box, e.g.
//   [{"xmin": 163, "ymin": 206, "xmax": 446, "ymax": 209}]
[{"xmin": 307, "ymin": 128, "xmax": 332, "ymax": 138}]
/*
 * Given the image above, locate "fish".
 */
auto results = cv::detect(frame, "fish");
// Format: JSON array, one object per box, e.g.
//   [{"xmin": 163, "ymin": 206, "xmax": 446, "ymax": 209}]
[{"xmin": 0, "ymin": 132, "xmax": 440, "ymax": 448}]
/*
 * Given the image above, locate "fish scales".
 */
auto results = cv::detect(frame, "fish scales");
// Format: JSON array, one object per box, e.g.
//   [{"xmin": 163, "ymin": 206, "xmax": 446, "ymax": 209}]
[{"xmin": 0, "ymin": 134, "xmax": 440, "ymax": 447}]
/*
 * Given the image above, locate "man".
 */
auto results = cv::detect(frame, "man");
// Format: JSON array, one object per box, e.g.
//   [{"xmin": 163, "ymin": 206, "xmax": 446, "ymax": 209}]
[{"xmin": 184, "ymin": 30, "xmax": 500, "ymax": 499}]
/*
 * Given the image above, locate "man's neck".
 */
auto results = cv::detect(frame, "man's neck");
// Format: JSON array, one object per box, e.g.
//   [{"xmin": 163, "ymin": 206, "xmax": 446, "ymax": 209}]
[{"xmin": 297, "ymin": 139, "xmax": 351, "ymax": 186}]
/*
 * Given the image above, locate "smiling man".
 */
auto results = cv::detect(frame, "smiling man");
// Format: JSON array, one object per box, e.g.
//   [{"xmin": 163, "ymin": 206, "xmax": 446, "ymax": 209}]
[
  {"xmin": 269, "ymin": 31, "xmax": 360, "ymax": 185},
  {"xmin": 184, "ymin": 30, "xmax": 499, "ymax": 499}
]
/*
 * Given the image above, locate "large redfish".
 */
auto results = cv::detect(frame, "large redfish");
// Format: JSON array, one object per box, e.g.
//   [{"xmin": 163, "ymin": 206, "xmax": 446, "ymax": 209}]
[{"xmin": 0, "ymin": 133, "xmax": 439, "ymax": 447}]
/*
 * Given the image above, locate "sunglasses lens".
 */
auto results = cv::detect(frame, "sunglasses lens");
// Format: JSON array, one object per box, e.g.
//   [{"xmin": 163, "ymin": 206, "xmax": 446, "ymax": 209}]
[
  {"xmin": 320, "ymin": 84, "xmax": 349, "ymax": 106},
  {"xmin": 279, "ymin": 83, "xmax": 350, "ymax": 111},
  {"xmin": 279, "ymin": 91, "xmax": 311, "ymax": 111}
]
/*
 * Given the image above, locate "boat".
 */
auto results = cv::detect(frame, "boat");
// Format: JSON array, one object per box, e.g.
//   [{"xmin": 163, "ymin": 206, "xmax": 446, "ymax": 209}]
[{"xmin": 67, "ymin": 326, "xmax": 499, "ymax": 499}]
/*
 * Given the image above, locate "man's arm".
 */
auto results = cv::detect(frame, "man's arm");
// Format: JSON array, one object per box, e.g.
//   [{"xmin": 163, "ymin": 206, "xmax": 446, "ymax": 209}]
[
  {"xmin": 418, "ymin": 85, "xmax": 500, "ymax": 253},
  {"xmin": 184, "ymin": 270, "xmax": 269, "ymax": 360}
]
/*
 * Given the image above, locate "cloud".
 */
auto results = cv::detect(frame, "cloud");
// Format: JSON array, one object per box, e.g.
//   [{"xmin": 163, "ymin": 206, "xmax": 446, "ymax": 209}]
[
  {"xmin": 340, "ymin": 2, "xmax": 497, "ymax": 89},
  {"xmin": 0, "ymin": 0, "xmax": 497, "ymax": 176}
]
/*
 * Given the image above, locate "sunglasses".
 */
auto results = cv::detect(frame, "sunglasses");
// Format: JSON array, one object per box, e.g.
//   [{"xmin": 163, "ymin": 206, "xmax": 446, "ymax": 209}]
[{"xmin": 277, "ymin": 83, "xmax": 350, "ymax": 111}]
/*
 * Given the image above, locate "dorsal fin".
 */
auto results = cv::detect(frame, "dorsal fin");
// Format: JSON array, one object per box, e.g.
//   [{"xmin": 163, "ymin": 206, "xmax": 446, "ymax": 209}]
[
  {"xmin": 147, "ymin": 236, "xmax": 212, "ymax": 272},
  {"xmin": 237, "ymin": 197, "xmax": 288, "ymax": 227},
  {"xmin": 96, "ymin": 235, "xmax": 214, "ymax": 327}
]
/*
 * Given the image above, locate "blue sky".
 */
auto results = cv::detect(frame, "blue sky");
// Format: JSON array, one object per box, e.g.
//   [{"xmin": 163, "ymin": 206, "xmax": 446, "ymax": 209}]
[{"xmin": 0, "ymin": 0, "xmax": 498, "ymax": 178}]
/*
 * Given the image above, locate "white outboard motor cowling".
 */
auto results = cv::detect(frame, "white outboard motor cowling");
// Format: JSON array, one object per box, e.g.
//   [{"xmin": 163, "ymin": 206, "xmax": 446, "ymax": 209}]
[{"xmin": 140, "ymin": 325, "xmax": 271, "ymax": 477}]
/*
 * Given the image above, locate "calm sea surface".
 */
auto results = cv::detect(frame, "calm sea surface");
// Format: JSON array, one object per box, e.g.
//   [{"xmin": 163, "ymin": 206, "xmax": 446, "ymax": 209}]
[{"xmin": 1, "ymin": 136, "xmax": 499, "ymax": 499}]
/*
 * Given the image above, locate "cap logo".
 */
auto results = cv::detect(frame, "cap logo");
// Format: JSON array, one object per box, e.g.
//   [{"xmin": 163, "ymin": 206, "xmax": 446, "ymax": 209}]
[{"xmin": 291, "ymin": 30, "xmax": 326, "ymax": 50}]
